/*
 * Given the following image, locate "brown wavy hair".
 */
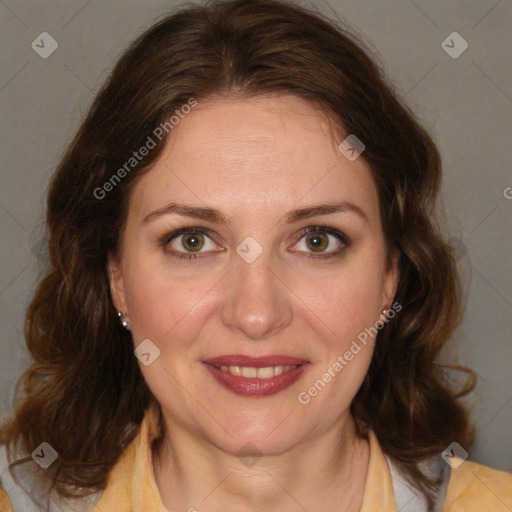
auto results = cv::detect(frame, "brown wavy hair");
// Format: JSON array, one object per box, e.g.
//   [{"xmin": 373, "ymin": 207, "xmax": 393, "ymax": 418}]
[{"xmin": 0, "ymin": 0, "xmax": 476, "ymax": 509}]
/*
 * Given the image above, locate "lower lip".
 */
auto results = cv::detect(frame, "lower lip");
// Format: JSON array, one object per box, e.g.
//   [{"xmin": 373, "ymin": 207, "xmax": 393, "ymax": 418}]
[{"xmin": 202, "ymin": 363, "xmax": 308, "ymax": 397}]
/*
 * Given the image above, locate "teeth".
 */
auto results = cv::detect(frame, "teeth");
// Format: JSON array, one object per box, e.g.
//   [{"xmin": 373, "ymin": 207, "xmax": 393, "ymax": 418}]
[
  {"xmin": 241, "ymin": 366, "xmax": 258, "ymax": 378},
  {"xmin": 216, "ymin": 364, "xmax": 298, "ymax": 378},
  {"xmin": 257, "ymin": 367, "xmax": 274, "ymax": 379}
]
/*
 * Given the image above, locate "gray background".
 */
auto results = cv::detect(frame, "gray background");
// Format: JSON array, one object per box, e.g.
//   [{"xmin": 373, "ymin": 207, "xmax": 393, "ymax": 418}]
[{"xmin": 0, "ymin": 0, "xmax": 511, "ymax": 472}]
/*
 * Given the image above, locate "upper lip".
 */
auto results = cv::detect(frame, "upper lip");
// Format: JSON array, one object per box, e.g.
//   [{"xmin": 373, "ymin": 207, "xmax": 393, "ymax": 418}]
[{"xmin": 203, "ymin": 355, "xmax": 308, "ymax": 367}]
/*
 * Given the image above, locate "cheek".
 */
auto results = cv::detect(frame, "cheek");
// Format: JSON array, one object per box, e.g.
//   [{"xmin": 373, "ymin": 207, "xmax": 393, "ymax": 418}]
[
  {"xmin": 295, "ymin": 259, "xmax": 385, "ymax": 348},
  {"xmin": 122, "ymin": 257, "xmax": 217, "ymax": 350},
  {"xmin": 294, "ymin": 267, "xmax": 382, "ymax": 414}
]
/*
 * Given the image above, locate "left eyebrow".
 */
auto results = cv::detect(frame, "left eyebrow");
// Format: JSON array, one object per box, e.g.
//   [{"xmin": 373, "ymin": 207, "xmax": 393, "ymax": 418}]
[
  {"xmin": 141, "ymin": 200, "xmax": 368, "ymax": 226},
  {"xmin": 282, "ymin": 201, "xmax": 368, "ymax": 224}
]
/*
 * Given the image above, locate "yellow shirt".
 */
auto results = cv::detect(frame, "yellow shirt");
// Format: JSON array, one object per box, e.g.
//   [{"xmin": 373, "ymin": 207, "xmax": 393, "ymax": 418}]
[{"xmin": 1, "ymin": 401, "xmax": 511, "ymax": 511}]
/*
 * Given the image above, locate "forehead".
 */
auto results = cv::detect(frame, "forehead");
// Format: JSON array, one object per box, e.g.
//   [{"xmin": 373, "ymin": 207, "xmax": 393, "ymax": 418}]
[{"xmin": 129, "ymin": 94, "xmax": 380, "ymax": 228}]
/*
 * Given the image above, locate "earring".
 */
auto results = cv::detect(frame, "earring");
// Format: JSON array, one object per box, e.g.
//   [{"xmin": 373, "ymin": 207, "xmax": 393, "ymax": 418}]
[
  {"xmin": 117, "ymin": 311, "xmax": 131, "ymax": 330},
  {"xmin": 381, "ymin": 306, "xmax": 388, "ymax": 317}
]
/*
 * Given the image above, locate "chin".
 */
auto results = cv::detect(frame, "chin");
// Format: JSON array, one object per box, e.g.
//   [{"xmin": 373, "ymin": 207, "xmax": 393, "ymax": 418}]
[{"xmin": 202, "ymin": 410, "xmax": 307, "ymax": 456}]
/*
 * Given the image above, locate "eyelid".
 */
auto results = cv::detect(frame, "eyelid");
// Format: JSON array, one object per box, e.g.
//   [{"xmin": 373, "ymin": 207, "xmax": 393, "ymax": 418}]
[{"xmin": 160, "ymin": 226, "xmax": 217, "ymax": 246}]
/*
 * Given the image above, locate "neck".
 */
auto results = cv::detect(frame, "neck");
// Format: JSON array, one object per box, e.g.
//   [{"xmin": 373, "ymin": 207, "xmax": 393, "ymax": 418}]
[{"xmin": 152, "ymin": 410, "xmax": 370, "ymax": 512}]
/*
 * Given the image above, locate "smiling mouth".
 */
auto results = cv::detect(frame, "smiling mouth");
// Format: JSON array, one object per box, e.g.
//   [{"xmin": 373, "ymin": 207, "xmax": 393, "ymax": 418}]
[{"xmin": 202, "ymin": 361, "xmax": 308, "ymax": 397}]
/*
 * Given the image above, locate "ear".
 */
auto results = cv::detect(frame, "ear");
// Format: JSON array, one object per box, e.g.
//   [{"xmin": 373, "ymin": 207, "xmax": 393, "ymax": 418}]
[
  {"xmin": 107, "ymin": 252, "xmax": 128, "ymax": 313},
  {"xmin": 382, "ymin": 246, "xmax": 400, "ymax": 309}
]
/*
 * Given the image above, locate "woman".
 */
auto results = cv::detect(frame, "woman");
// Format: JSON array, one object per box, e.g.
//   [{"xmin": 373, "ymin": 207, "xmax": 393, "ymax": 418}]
[{"xmin": 1, "ymin": 0, "xmax": 511, "ymax": 511}]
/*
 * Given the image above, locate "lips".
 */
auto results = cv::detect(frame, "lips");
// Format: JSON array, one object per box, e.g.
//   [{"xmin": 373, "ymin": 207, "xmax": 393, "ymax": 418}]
[{"xmin": 202, "ymin": 354, "xmax": 309, "ymax": 397}]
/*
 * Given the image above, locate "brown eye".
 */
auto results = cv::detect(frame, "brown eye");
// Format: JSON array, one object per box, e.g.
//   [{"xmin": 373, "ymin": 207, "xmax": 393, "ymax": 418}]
[
  {"xmin": 292, "ymin": 226, "xmax": 349, "ymax": 259},
  {"xmin": 162, "ymin": 228, "xmax": 218, "ymax": 258},
  {"xmin": 305, "ymin": 232, "xmax": 329, "ymax": 253},
  {"xmin": 179, "ymin": 232, "xmax": 205, "ymax": 252}
]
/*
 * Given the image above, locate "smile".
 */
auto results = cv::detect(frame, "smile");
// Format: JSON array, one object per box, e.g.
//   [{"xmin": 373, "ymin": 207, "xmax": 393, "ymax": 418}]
[{"xmin": 202, "ymin": 361, "xmax": 308, "ymax": 397}]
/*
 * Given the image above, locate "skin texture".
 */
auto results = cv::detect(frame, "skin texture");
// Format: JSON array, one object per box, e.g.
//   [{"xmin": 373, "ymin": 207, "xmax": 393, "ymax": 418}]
[{"xmin": 108, "ymin": 94, "xmax": 400, "ymax": 512}]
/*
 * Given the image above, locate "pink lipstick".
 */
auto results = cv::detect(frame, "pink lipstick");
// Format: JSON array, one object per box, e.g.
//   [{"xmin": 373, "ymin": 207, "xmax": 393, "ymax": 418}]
[{"xmin": 202, "ymin": 355, "xmax": 309, "ymax": 397}]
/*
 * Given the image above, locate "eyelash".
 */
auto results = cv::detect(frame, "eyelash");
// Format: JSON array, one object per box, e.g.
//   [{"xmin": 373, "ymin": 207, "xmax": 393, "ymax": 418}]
[{"xmin": 159, "ymin": 224, "xmax": 350, "ymax": 261}]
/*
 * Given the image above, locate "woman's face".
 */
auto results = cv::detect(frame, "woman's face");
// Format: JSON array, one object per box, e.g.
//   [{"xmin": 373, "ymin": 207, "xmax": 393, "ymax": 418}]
[{"xmin": 109, "ymin": 94, "xmax": 399, "ymax": 456}]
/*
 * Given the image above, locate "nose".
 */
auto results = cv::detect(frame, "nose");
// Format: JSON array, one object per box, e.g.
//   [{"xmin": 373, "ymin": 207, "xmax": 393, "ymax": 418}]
[{"xmin": 220, "ymin": 249, "xmax": 293, "ymax": 340}]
